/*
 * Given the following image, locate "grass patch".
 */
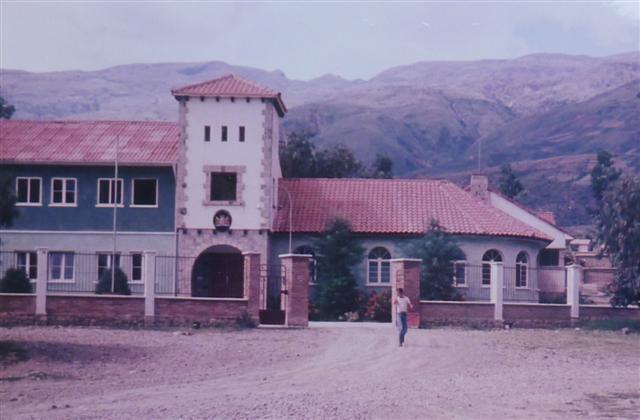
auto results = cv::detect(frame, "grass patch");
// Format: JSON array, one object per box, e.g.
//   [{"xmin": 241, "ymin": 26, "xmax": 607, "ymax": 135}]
[
  {"xmin": 0, "ymin": 341, "xmax": 30, "ymax": 365},
  {"xmin": 581, "ymin": 319, "xmax": 640, "ymax": 333}
]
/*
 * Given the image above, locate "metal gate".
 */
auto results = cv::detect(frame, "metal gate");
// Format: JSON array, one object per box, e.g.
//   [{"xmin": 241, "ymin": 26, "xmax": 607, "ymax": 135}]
[{"xmin": 259, "ymin": 264, "xmax": 287, "ymax": 325}]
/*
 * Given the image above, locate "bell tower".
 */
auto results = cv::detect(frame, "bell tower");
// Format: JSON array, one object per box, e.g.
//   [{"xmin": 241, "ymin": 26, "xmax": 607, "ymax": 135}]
[{"xmin": 171, "ymin": 75, "xmax": 287, "ymax": 295}]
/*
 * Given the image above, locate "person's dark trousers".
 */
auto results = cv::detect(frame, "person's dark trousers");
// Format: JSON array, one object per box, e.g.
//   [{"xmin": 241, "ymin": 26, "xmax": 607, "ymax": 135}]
[{"xmin": 399, "ymin": 312, "xmax": 408, "ymax": 346}]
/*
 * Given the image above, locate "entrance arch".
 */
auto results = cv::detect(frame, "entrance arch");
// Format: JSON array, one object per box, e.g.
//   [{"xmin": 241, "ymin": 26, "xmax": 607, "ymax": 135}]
[{"xmin": 191, "ymin": 245, "xmax": 244, "ymax": 298}]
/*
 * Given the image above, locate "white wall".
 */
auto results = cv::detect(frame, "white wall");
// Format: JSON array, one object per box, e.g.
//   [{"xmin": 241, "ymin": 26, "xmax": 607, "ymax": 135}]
[
  {"xmin": 489, "ymin": 192, "xmax": 572, "ymax": 250},
  {"xmin": 182, "ymin": 97, "xmax": 276, "ymax": 230}
]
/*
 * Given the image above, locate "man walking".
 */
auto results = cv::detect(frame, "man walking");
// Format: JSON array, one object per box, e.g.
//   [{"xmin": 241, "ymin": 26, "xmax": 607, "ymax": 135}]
[{"xmin": 394, "ymin": 287, "xmax": 413, "ymax": 347}]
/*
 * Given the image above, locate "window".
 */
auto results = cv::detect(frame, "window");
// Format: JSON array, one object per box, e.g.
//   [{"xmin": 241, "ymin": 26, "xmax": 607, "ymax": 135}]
[
  {"xmin": 204, "ymin": 125, "xmax": 211, "ymax": 142},
  {"xmin": 51, "ymin": 178, "xmax": 76, "ymax": 206},
  {"xmin": 368, "ymin": 247, "xmax": 391, "ymax": 284},
  {"xmin": 209, "ymin": 172, "xmax": 237, "ymax": 201},
  {"xmin": 17, "ymin": 251, "xmax": 37, "ymax": 280},
  {"xmin": 221, "ymin": 126, "xmax": 228, "ymax": 142},
  {"xmin": 97, "ymin": 178, "xmax": 123, "ymax": 206},
  {"xmin": 132, "ymin": 179, "xmax": 157, "ymax": 207},
  {"xmin": 239, "ymin": 126, "xmax": 245, "ymax": 142},
  {"xmin": 481, "ymin": 249, "xmax": 502, "ymax": 285},
  {"xmin": 516, "ymin": 251, "xmax": 528, "ymax": 288},
  {"xmin": 294, "ymin": 246, "xmax": 316, "ymax": 284},
  {"xmin": 131, "ymin": 253, "xmax": 144, "ymax": 283},
  {"xmin": 49, "ymin": 252, "xmax": 74, "ymax": 282},
  {"xmin": 16, "ymin": 177, "xmax": 41, "ymax": 205},
  {"xmin": 98, "ymin": 253, "xmax": 121, "ymax": 282},
  {"xmin": 452, "ymin": 261, "xmax": 467, "ymax": 286}
]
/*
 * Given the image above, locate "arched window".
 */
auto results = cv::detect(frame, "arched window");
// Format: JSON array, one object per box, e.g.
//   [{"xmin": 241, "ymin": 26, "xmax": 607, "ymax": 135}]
[
  {"xmin": 481, "ymin": 249, "xmax": 502, "ymax": 285},
  {"xmin": 368, "ymin": 247, "xmax": 391, "ymax": 284},
  {"xmin": 452, "ymin": 252, "xmax": 467, "ymax": 287},
  {"xmin": 516, "ymin": 251, "xmax": 528, "ymax": 288},
  {"xmin": 294, "ymin": 245, "xmax": 316, "ymax": 284}
]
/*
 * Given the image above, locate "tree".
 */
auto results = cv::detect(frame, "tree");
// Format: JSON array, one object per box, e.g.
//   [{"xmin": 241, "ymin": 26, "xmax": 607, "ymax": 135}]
[
  {"xmin": 0, "ymin": 96, "xmax": 15, "ymax": 120},
  {"xmin": 313, "ymin": 218, "xmax": 365, "ymax": 319},
  {"xmin": 596, "ymin": 175, "xmax": 640, "ymax": 307},
  {"xmin": 498, "ymin": 164, "xmax": 524, "ymax": 199},
  {"xmin": 280, "ymin": 131, "xmax": 318, "ymax": 178},
  {"xmin": 0, "ymin": 268, "xmax": 32, "ymax": 293},
  {"xmin": 95, "ymin": 267, "xmax": 131, "ymax": 295},
  {"xmin": 410, "ymin": 220, "xmax": 465, "ymax": 300},
  {"xmin": 316, "ymin": 146, "xmax": 362, "ymax": 178},
  {"xmin": 590, "ymin": 150, "xmax": 621, "ymax": 204},
  {"xmin": 0, "ymin": 173, "xmax": 19, "ymax": 228},
  {"xmin": 368, "ymin": 153, "xmax": 394, "ymax": 179}
]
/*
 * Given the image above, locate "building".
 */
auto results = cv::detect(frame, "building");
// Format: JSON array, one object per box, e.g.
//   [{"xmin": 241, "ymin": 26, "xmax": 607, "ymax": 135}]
[{"xmin": 0, "ymin": 74, "xmax": 573, "ymax": 304}]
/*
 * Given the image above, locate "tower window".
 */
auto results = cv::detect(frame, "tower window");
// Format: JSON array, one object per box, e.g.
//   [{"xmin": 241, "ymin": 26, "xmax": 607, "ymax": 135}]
[
  {"xmin": 221, "ymin": 126, "xmax": 228, "ymax": 142},
  {"xmin": 204, "ymin": 126, "xmax": 210, "ymax": 142},
  {"xmin": 210, "ymin": 173, "xmax": 237, "ymax": 201},
  {"xmin": 239, "ymin": 126, "xmax": 245, "ymax": 142}
]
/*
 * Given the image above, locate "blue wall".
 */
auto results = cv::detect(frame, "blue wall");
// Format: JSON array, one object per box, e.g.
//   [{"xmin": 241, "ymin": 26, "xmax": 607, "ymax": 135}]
[{"xmin": 3, "ymin": 165, "xmax": 175, "ymax": 232}]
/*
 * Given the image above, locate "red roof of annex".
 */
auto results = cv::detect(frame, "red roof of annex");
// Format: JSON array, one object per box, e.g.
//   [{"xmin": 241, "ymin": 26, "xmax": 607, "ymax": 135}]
[
  {"xmin": 275, "ymin": 178, "xmax": 552, "ymax": 241},
  {"xmin": 171, "ymin": 74, "xmax": 287, "ymax": 116},
  {"xmin": 0, "ymin": 120, "xmax": 178, "ymax": 166}
]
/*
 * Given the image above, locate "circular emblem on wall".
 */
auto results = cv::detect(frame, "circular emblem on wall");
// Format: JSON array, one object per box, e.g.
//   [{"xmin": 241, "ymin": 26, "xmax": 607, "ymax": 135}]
[{"xmin": 213, "ymin": 210, "xmax": 232, "ymax": 231}]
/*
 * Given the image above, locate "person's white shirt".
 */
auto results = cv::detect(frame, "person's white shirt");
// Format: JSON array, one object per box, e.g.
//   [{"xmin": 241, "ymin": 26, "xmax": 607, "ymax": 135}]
[{"xmin": 396, "ymin": 296, "xmax": 411, "ymax": 313}]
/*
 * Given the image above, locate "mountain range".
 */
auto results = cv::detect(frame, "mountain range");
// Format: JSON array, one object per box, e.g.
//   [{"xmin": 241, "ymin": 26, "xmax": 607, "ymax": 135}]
[{"xmin": 1, "ymin": 52, "xmax": 639, "ymax": 229}]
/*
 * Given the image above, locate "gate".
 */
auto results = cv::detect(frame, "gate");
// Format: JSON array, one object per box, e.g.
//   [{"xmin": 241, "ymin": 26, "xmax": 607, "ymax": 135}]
[{"xmin": 259, "ymin": 264, "xmax": 287, "ymax": 325}]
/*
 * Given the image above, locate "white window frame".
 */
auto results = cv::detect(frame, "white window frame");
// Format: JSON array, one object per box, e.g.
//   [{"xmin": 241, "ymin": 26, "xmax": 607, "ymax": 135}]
[
  {"xmin": 129, "ymin": 252, "xmax": 145, "ymax": 284},
  {"xmin": 96, "ymin": 178, "xmax": 124, "ymax": 207},
  {"xmin": 16, "ymin": 251, "xmax": 37, "ymax": 282},
  {"xmin": 366, "ymin": 247, "xmax": 392, "ymax": 286},
  {"xmin": 15, "ymin": 177, "xmax": 42, "ymax": 206},
  {"xmin": 50, "ymin": 177, "xmax": 77, "ymax": 207},
  {"xmin": 130, "ymin": 178, "xmax": 158, "ymax": 208},
  {"xmin": 515, "ymin": 252, "xmax": 529, "ymax": 289},
  {"xmin": 452, "ymin": 260, "xmax": 468, "ymax": 287},
  {"xmin": 49, "ymin": 252, "xmax": 75, "ymax": 283}
]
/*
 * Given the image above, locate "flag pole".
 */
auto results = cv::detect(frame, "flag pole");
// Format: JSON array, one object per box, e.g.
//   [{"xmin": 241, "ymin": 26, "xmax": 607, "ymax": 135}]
[{"xmin": 111, "ymin": 135, "xmax": 119, "ymax": 293}]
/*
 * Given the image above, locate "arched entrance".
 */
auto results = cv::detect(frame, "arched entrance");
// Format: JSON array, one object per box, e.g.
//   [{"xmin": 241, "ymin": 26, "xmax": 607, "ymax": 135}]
[{"xmin": 191, "ymin": 245, "xmax": 244, "ymax": 298}]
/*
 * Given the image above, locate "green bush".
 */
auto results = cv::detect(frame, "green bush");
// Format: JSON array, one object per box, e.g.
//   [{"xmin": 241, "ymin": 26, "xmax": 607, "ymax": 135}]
[
  {"xmin": 359, "ymin": 290, "xmax": 392, "ymax": 322},
  {"xmin": 0, "ymin": 268, "xmax": 32, "ymax": 293},
  {"xmin": 235, "ymin": 311, "xmax": 257, "ymax": 329},
  {"xmin": 316, "ymin": 275, "xmax": 360, "ymax": 320},
  {"xmin": 95, "ymin": 267, "xmax": 131, "ymax": 295}
]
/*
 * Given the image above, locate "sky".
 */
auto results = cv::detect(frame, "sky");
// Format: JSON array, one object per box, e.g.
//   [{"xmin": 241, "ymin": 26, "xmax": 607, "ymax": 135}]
[{"xmin": 1, "ymin": 1, "xmax": 638, "ymax": 80}]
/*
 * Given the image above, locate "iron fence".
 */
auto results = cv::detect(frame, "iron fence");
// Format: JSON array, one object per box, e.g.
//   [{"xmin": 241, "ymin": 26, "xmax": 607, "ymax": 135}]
[{"xmin": 0, "ymin": 250, "xmax": 36, "ymax": 293}]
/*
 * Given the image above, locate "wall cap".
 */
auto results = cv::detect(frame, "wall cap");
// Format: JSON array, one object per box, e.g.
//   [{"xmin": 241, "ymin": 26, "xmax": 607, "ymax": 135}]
[
  {"xmin": 47, "ymin": 293, "xmax": 144, "ymax": 299},
  {"xmin": 0, "ymin": 293, "xmax": 36, "ymax": 297},
  {"xmin": 389, "ymin": 258, "xmax": 422, "ymax": 263},
  {"xmin": 420, "ymin": 300, "xmax": 493, "ymax": 305},
  {"xmin": 156, "ymin": 296, "xmax": 249, "ymax": 302},
  {"xmin": 242, "ymin": 251, "xmax": 261, "ymax": 256}
]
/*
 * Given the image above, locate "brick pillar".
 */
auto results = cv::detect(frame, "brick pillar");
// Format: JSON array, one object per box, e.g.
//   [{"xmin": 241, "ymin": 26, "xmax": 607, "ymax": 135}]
[
  {"xmin": 243, "ymin": 252, "xmax": 261, "ymax": 323},
  {"xmin": 490, "ymin": 261, "xmax": 504, "ymax": 322},
  {"xmin": 566, "ymin": 264, "xmax": 581, "ymax": 320},
  {"xmin": 35, "ymin": 247, "xmax": 48, "ymax": 323},
  {"xmin": 390, "ymin": 258, "xmax": 422, "ymax": 328},
  {"xmin": 279, "ymin": 253, "xmax": 311, "ymax": 328},
  {"xmin": 144, "ymin": 251, "xmax": 156, "ymax": 325}
]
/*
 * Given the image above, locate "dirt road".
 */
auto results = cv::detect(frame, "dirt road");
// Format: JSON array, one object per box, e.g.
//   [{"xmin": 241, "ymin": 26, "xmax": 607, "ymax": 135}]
[{"xmin": 1, "ymin": 324, "xmax": 638, "ymax": 419}]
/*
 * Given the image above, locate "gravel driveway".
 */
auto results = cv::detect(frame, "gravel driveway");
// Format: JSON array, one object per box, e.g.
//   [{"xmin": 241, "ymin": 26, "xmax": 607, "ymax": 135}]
[{"xmin": 1, "ymin": 324, "xmax": 638, "ymax": 419}]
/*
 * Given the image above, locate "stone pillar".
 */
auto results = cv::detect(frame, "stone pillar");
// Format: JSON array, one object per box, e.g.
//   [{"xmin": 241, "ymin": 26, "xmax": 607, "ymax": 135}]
[
  {"xmin": 35, "ymin": 247, "xmax": 48, "ymax": 323},
  {"xmin": 390, "ymin": 258, "xmax": 422, "ymax": 328},
  {"xmin": 279, "ymin": 254, "xmax": 311, "ymax": 328},
  {"xmin": 490, "ymin": 261, "xmax": 504, "ymax": 322},
  {"xmin": 243, "ymin": 252, "xmax": 261, "ymax": 323},
  {"xmin": 566, "ymin": 264, "xmax": 581, "ymax": 320},
  {"xmin": 144, "ymin": 251, "xmax": 156, "ymax": 325}
]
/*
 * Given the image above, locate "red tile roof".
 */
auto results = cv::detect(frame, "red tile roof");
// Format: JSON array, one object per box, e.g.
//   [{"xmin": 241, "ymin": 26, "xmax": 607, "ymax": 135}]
[
  {"xmin": 537, "ymin": 211, "xmax": 556, "ymax": 225},
  {"xmin": 171, "ymin": 74, "xmax": 287, "ymax": 116},
  {"xmin": 275, "ymin": 178, "xmax": 551, "ymax": 241},
  {"xmin": 0, "ymin": 120, "xmax": 179, "ymax": 166}
]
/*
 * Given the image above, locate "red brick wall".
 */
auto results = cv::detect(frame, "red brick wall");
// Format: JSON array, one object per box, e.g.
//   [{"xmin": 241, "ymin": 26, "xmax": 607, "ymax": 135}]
[
  {"xmin": 420, "ymin": 301, "xmax": 495, "ymax": 327},
  {"xmin": 0, "ymin": 294, "xmax": 36, "ymax": 325},
  {"xmin": 155, "ymin": 297, "xmax": 248, "ymax": 326},
  {"xmin": 580, "ymin": 305, "xmax": 640, "ymax": 321},
  {"xmin": 504, "ymin": 303, "xmax": 572, "ymax": 327},
  {"xmin": 47, "ymin": 295, "xmax": 146, "ymax": 327}
]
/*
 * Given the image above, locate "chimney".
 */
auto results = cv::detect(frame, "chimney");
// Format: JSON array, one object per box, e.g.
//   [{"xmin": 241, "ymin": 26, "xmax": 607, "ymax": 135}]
[{"xmin": 469, "ymin": 175, "xmax": 489, "ymax": 202}]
